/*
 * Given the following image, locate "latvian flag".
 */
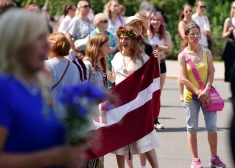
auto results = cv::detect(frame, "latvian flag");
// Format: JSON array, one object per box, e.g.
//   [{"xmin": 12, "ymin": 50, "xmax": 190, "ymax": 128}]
[{"xmin": 87, "ymin": 55, "xmax": 161, "ymax": 159}]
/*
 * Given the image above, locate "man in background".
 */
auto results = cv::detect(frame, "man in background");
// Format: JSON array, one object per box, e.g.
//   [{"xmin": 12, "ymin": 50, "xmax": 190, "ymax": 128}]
[{"xmin": 192, "ymin": 0, "xmax": 211, "ymax": 49}]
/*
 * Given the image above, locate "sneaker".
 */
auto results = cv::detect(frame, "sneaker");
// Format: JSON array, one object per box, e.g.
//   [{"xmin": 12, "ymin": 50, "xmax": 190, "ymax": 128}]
[
  {"xmin": 191, "ymin": 158, "xmax": 203, "ymax": 168},
  {"xmin": 154, "ymin": 122, "xmax": 164, "ymax": 129},
  {"xmin": 209, "ymin": 156, "xmax": 226, "ymax": 168}
]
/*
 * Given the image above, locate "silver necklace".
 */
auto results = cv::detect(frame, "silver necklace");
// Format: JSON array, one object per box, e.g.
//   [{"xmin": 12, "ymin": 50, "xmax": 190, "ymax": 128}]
[{"xmin": 123, "ymin": 56, "xmax": 132, "ymax": 74}]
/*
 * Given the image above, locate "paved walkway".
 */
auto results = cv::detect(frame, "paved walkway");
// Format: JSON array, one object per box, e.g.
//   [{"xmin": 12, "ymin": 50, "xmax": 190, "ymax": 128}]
[
  {"xmin": 104, "ymin": 79, "xmax": 234, "ymax": 168},
  {"xmin": 166, "ymin": 60, "xmax": 224, "ymax": 80}
]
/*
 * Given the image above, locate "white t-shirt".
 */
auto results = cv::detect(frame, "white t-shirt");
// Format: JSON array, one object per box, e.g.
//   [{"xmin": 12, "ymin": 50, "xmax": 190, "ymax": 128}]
[
  {"xmin": 111, "ymin": 52, "xmax": 149, "ymax": 84},
  {"xmin": 192, "ymin": 13, "xmax": 211, "ymax": 47},
  {"xmin": 67, "ymin": 16, "xmax": 95, "ymax": 40},
  {"xmin": 108, "ymin": 16, "xmax": 125, "ymax": 37},
  {"xmin": 58, "ymin": 15, "xmax": 72, "ymax": 34},
  {"xmin": 149, "ymin": 34, "xmax": 166, "ymax": 59},
  {"xmin": 149, "ymin": 34, "xmax": 166, "ymax": 46}
]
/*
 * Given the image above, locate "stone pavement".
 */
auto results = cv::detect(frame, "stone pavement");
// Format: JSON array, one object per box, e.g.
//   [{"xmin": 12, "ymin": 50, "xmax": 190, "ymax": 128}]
[
  {"xmin": 166, "ymin": 60, "xmax": 224, "ymax": 80},
  {"xmin": 104, "ymin": 79, "xmax": 234, "ymax": 168}
]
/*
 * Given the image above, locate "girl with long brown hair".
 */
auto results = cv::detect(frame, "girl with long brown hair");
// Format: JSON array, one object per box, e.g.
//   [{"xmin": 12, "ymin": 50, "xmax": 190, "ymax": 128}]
[
  {"xmin": 177, "ymin": 4, "xmax": 193, "ymax": 102},
  {"xmin": 83, "ymin": 33, "xmax": 112, "ymax": 90},
  {"xmin": 82, "ymin": 33, "xmax": 114, "ymax": 168}
]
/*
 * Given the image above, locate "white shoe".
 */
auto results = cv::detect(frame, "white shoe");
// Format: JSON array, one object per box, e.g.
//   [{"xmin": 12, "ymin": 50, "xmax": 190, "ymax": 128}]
[{"xmin": 154, "ymin": 122, "xmax": 164, "ymax": 129}]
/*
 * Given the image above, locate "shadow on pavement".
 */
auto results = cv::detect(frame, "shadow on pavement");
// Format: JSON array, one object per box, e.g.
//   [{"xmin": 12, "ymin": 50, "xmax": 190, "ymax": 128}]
[
  {"xmin": 161, "ymin": 105, "xmax": 183, "ymax": 108},
  {"xmin": 155, "ymin": 127, "xmax": 230, "ymax": 132},
  {"xmin": 158, "ymin": 117, "xmax": 176, "ymax": 120}
]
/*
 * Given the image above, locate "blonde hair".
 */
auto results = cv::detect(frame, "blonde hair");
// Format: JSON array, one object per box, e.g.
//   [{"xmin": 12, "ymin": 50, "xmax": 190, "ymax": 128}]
[
  {"xmin": 75, "ymin": 0, "xmax": 88, "ymax": 16},
  {"xmin": 84, "ymin": 33, "xmax": 109, "ymax": 71},
  {"xmin": 0, "ymin": 9, "xmax": 50, "ymax": 103},
  {"xmin": 104, "ymin": 0, "xmax": 119, "ymax": 19},
  {"xmin": 0, "ymin": 9, "xmax": 47, "ymax": 73},
  {"xmin": 231, "ymin": 1, "xmax": 235, "ymax": 17},
  {"xmin": 93, "ymin": 13, "xmax": 108, "ymax": 27}
]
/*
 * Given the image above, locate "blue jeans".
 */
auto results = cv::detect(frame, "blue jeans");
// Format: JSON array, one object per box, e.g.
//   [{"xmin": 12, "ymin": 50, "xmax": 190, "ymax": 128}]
[{"xmin": 183, "ymin": 101, "xmax": 217, "ymax": 134}]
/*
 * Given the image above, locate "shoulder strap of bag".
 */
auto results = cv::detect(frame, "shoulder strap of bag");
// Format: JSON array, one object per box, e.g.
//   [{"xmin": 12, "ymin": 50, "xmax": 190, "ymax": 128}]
[
  {"xmin": 182, "ymin": 51, "xmax": 206, "ymax": 89},
  {"xmin": 51, "ymin": 61, "xmax": 70, "ymax": 90}
]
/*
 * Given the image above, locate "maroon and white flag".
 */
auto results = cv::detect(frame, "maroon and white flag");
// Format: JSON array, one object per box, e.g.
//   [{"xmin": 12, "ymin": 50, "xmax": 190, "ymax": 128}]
[{"xmin": 87, "ymin": 55, "xmax": 161, "ymax": 159}]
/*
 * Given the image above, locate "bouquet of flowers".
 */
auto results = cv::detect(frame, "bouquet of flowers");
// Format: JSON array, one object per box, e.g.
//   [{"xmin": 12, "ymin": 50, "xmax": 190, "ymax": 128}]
[{"xmin": 58, "ymin": 82, "xmax": 106, "ymax": 145}]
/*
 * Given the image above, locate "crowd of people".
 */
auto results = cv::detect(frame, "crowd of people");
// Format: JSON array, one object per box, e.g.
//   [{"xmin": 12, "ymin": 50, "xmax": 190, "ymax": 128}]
[{"xmin": 0, "ymin": 0, "xmax": 235, "ymax": 168}]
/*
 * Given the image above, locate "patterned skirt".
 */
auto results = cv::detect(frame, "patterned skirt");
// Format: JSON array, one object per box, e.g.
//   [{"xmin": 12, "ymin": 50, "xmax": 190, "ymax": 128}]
[{"xmin": 80, "ymin": 157, "xmax": 104, "ymax": 168}]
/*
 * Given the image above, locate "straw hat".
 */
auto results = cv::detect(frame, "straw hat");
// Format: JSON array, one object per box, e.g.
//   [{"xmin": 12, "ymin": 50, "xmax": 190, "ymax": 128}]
[{"xmin": 125, "ymin": 15, "xmax": 148, "ymax": 30}]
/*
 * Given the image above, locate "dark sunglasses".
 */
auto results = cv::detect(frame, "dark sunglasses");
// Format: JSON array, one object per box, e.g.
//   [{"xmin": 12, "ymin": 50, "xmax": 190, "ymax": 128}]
[
  {"xmin": 100, "ymin": 20, "xmax": 108, "ymax": 23},
  {"xmin": 199, "ymin": 5, "xmax": 206, "ymax": 9},
  {"xmin": 186, "ymin": 10, "xmax": 192, "ymax": 13},
  {"xmin": 82, "ymin": 5, "xmax": 90, "ymax": 9}
]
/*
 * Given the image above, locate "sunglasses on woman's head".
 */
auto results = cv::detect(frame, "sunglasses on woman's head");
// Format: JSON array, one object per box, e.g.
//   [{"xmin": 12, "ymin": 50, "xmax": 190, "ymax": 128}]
[
  {"xmin": 199, "ymin": 5, "xmax": 206, "ymax": 9},
  {"xmin": 100, "ymin": 20, "xmax": 108, "ymax": 23}
]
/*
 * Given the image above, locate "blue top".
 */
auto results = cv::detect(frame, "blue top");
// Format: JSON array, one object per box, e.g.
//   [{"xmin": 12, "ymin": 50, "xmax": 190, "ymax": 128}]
[{"xmin": 0, "ymin": 74, "xmax": 65, "ymax": 155}]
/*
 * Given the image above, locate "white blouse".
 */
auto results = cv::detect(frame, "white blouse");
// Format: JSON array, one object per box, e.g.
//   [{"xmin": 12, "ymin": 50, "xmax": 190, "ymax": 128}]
[{"xmin": 111, "ymin": 52, "xmax": 149, "ymax": 84}]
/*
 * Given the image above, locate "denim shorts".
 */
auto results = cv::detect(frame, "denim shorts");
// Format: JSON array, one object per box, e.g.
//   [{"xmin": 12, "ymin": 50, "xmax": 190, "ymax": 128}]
[{"xmin": 183, "ymin": 101, "xmax": 217, "ymax": 134}]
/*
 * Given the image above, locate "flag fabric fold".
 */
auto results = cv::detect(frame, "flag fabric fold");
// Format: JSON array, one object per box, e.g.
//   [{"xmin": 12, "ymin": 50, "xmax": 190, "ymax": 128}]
[{"xmin": 87, "ymin": 55, "xmax": 161, "ymax": 159}]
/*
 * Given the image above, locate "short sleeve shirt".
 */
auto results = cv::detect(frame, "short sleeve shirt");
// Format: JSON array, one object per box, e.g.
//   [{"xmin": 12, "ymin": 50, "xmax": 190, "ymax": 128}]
[
  {"xmin": 0, "ymin": 75, "xmax": 65, "ymax": 154},
  {"xmin": 192, "ymin": 13, "xmax": 211, "ymax": 47},
  {"xmin": 67, "ymin": 16, "xmax": 95, "ymax": 40}
]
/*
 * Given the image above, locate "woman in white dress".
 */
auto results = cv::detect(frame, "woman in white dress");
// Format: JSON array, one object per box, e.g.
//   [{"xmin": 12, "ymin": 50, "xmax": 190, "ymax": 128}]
[{"xmin": 108, "ymin": 26, "xmax": 160, "ymax": 168}]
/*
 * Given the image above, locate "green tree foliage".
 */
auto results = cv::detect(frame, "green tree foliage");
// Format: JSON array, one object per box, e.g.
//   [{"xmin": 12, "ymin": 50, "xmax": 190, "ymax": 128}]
[{"xmin": 15, "ymin": 0, "xmax": 235, "ymax": 58}]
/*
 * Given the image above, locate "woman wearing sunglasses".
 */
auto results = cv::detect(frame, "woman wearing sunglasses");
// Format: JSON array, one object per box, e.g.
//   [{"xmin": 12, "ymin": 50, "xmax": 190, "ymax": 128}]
[
  {"xmin": 91, "ymin": 13, "xmax": 117, "ymax": 88},
  {"xmin": 192, "ymin": 0, "xmax": 211, "ymax": 49},
  {"xmin": 177, "ymin": 4, "xmax": 193, "ymax": 102},
  {"xmin": 66, "ymin": 0, "xmax": 95, "ymax": 60}
]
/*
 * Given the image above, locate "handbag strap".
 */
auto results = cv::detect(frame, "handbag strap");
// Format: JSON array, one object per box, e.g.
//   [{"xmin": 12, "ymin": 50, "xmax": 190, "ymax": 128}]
[
  {"xmin": 182, "ymin": 50, "xmax": 206, "ymax": 89},
  {"xmin": 51, "ymin": 61, "xmax": 70, "ymax": 90}
]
